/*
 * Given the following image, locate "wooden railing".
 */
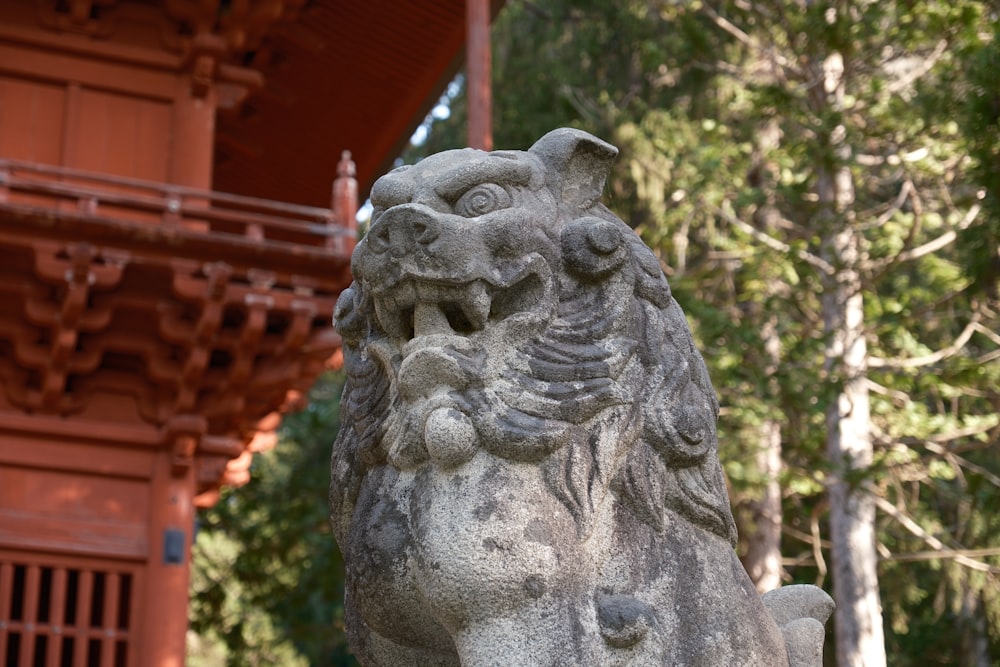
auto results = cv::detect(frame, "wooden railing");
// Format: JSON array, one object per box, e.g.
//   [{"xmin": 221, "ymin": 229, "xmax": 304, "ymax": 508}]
[{"xmin": 0, "ymin": 154, "xmax": 358, "ymax": 257}]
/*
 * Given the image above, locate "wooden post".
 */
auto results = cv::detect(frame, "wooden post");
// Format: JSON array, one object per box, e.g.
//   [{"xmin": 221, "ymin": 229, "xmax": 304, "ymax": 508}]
[
  {"xmin": 332, "ymin": 150, "xmax": 358, "ymax": 254},
  {"xmin": 466, "ymin": 0, "xmax": 492, "ymax": 150},
  {"xmin": 136, "ymin": 450, "xmax": 194, "ymax": 667},
  {"xmin": 169, "ymin": 76, "xmax": 217, "ymax": 190},
  {"xmin": 137, "ymin": 417, "xmax": 202, "ymax": 667}
]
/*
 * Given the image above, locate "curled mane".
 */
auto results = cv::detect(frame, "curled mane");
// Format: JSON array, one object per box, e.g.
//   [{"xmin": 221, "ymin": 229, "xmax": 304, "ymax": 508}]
[{"xmin": 331, "ymin": 212, "xmax": 736, "ymax": 547}]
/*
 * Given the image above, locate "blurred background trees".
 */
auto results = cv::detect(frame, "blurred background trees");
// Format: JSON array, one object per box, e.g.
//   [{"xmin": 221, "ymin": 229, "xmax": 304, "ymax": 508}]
[
  {"xmin": 188, "ymin": 374, "xmax": 357, "ymax": 666},
  {"xmin": 189, "ymin": 2, "xmax": 999, "ymax": 665}
]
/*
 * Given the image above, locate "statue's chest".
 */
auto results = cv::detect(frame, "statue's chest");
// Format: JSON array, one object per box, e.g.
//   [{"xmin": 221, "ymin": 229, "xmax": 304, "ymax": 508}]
[{"xmin": 346, "ymin": 455, "xmax": 588, "ymax": 631}]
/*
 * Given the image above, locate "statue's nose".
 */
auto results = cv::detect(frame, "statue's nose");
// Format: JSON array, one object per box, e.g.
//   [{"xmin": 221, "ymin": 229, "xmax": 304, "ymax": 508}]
[{"xmin": 366, "ymin": 204, "xmax": 441, "ymax": 255}]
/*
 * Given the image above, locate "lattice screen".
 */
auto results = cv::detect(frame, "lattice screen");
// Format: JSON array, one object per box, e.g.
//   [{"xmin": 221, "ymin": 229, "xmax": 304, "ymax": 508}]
[{"xmin": 0, "ymin": 553, "xmax": 138, "ymax": 667}]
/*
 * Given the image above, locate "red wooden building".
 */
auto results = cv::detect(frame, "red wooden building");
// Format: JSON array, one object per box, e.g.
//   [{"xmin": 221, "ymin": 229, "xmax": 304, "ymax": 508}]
[{"xmin": 0, "ymin": 1, "xmax": 495, "ymax": 664}]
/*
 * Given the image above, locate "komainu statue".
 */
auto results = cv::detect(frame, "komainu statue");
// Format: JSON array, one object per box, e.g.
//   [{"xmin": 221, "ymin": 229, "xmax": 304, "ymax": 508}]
[{"xmin": 330, "ymin": 128, "xmax": 833, "ymax": 666}]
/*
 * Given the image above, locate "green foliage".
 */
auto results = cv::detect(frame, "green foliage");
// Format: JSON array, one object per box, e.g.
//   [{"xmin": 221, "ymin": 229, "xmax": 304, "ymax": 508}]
[
  {"xmin": 188, "ymin": 373, "xmax": 357, "ymax": 667},
  {"xmin": 960, "ymin": 24, "xmax": 1000, "ymax": 298}
]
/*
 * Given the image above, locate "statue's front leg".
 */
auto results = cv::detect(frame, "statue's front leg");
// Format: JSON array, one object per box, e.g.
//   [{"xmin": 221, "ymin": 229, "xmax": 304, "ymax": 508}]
[{"xmin": 407, "ymin": 455, "xmax": 599, "ymax": 666}]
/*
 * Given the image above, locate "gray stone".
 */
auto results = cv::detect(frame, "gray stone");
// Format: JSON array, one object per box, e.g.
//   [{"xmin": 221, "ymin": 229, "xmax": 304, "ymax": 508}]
[
  {"xmin": 330, "ymin": 128, "xmax": 833, "ymax": 666},
  {"xmin": 762, "ymin": 585, "xmax": 836, "ymax": 667}
]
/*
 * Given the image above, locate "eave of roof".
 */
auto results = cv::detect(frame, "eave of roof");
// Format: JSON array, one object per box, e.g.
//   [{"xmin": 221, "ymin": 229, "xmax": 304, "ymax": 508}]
[{"xmin": 213, "ymin": 0, "xmax": 500, "ymax": 207}]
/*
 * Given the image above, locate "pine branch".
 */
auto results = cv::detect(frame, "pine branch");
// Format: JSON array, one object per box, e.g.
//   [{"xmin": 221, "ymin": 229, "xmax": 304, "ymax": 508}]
[
  {"xmin": 810, "ymin": 503, "xmax": 828, "ymax": 588},
  {"xmin": 781, "ymin": 554, "xmax": 819, "ymax": 568},
  {"xmin": 976, "ymin": 348, "xmax": 1000, "ymax": 364},
  {"xmin": 884, "ymin": 40, "xmax": 949, "ymax": 96},
  {"xmin": 781, "ymin": 524, "xmax": 832, "ymax": 549},
  {"xmin": 920, "ymin": 441, "xmax": 1000, "ymax": 488},
  {"xmin": 924, "ymin": 420, "xmax": 1000, "ymax": 444},
  {"xmin": 701, "ymin": 3, "xmax": 801, "ymax": 78},
  {"xmin": 858, "ymin": 179, "xmax": 914, "ymax": 231},
  {"xmin": 865, "ymin": 378, "xmax": 910, "ymax": 406},
  {"xmin": 714, "ymin": 203, "xmax": 835, "ymax": 275},
  {"xmin": 884, "ymin": 547, "xmax": 1000, "ymax": 563},
  {"xmin": 973, "ymin": 322, "xmax": 1000, "ymax": 347},
  {"xmin": 892, "ymin": 420, "xmax": 1000, "ymax": 448},
  {"xmin": 867, "ymin": 202, "xmax": 981, "ymax": 272},
  {"xmin": 868, "ymin": 313, "xmax": 980, "ymax": 369},
  {"xmin": 873, "ymin": 495, "xmax": 999, "ymax": 573}
]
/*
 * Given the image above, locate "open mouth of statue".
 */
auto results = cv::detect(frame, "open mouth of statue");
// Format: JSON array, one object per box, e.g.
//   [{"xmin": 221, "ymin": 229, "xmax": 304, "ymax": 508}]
[{"xmin": 373, "ymin": 267, "xmax": 547, "ymax": 343}]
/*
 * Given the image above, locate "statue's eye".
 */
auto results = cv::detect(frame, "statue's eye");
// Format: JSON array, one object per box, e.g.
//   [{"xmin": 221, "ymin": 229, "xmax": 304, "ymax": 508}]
[{"xmin": 454, "ymin": 183, "xmax": 511, "ymax": 218}]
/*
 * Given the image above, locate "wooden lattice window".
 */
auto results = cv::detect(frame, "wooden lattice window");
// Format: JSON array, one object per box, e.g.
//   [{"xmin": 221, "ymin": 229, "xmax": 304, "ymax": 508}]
[{"xmin": 0, "ymin": 553, "xmax": 138, "ymax": 667}]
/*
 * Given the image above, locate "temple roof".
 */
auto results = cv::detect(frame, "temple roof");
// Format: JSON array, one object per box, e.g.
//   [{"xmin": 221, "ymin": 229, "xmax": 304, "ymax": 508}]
[{"xmin": 213, "ymin": 0, "xmax": 501, "ymax": 207}]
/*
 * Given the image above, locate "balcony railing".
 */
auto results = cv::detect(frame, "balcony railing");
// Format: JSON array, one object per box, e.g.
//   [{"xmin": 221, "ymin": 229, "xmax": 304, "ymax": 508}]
[{"xmin": 0, "ymin": 155, "xmax": 358, "ymax": 284}]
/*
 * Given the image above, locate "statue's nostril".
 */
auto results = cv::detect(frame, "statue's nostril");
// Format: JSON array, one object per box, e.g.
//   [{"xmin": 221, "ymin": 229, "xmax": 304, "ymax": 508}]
[
  {"xmin": 370, "ymin": 205, "xmax": 441, "ymax": 250},
  {"xmin": 367, "ymin": 225, "xmax": 390, "ymax": 253},
  {"xmin": 413, "ymin": 218, "xmax": 439, "ymax": 244}
]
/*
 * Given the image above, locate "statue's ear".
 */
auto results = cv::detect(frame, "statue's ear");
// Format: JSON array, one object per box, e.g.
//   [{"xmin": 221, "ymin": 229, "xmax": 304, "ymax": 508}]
[{"xmin": 529, "ymin": 128, "xmax": 618, "ymax": 210}]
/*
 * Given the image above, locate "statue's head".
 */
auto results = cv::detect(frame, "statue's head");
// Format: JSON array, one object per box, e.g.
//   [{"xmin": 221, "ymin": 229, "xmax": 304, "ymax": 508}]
[{"xmin": 333, "ymin": 128, "xmax": 735, "ymax": 544}]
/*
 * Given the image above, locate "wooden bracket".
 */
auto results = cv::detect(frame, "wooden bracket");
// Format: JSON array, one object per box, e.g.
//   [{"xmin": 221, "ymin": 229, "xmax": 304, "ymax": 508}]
[
  {"xmin": 174, "ymin": 262, "xmax": 231, "ymax": 413},
  {"xmin": 165, "ymin": 414, "xmax": 207, "ymax": 476},
  {"xmin": 19, "ymin": 243, "xmax": 125, "ymax": 412}
]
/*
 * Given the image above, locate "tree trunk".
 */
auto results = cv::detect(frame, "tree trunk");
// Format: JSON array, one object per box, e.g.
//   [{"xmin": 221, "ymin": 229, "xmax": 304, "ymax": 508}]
[
  {"xmin": 743, "ymin": 316, "xmax": 783, "ymax": 593},
  {"xmin": 814, "ymin": 51, "xmax": 888, "ymax": 667},
  {"xmin": 744, "ymin": 417, "xmax": 783, "ymax": 593},
  {"xmin": 822, "ymin": 261, "xmax": 885, "ymax": 667},
  {"xmin": 959, "ymin": 587, "xmax": 991, "ymax": 667}
]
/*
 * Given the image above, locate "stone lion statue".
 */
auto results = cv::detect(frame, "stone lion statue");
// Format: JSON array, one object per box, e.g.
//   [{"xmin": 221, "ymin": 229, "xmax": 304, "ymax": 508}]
[{"xmin": 330, "ymin": 128, "xmax": 833, "ymax": 666}]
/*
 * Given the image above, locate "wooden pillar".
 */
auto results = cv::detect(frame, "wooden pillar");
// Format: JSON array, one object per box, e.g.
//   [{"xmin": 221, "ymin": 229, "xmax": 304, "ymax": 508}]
[
  {"xmin": 331, "ymin": 150, "xmax": 358, "ymax": 254},
  {"xmin": 466, "ymin": 0, "xmax": 492, "ymax": 150},
  {"xmin": 169, "ymin": 77, "xmax": 217, "ymax": 189},
  {"xmin": 136, "ymin": 419, "xmax": 201, "ymax": 667}
]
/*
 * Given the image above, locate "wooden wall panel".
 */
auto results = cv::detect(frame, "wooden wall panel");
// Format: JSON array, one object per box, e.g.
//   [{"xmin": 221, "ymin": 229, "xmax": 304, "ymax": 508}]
[
  {"xmin": 0, "ymin": 467, "xmax": 150, "ymax": 525},
  {"xmin": 68, "ymin": 88, "xmax": 171, "ymax": 181},
  {"xmin": 0, "ymin": 431, "xmax": 155, "ymax": 480},
  {"xmin": 0, "ymin": 444, "xmax": 151, "ymax": 559},
  {"xmin": 0, "ymin": 76, "xmax": 65, "ymax": 164}
]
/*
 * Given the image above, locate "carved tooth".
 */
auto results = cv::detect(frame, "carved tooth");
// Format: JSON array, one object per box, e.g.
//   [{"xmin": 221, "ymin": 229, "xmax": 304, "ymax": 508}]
[
  {"xmin": 396, "ymin": 281, "xmax": 417, "ymax": 307},
  {"xmin": 414, "ymin": 281, "xmax": 439, "ymax": 303},
  {"xmin": 462, "ymin": 281, "xmax": 491, "ymax": 329},
  {"xmin": 414, "ymin": 301, "xmax": 453, "ymax": 337},
  {"xmin": 375, "ymin": 298, "xmax": 409, "ymax": 339}
]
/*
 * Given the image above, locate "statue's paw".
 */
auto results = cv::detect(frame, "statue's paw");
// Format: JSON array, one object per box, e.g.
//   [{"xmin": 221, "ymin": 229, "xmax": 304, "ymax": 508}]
[
  {"xmin": 778, "ymin": 617, "xmax": 825, "ymax": 667},
  {"xmin": 761, "ymin": 584, "xmax": 834, "ymax": 626},
  {"xmin": 761, "ymin": 585, "xmax": 834, "ymax": 667}
]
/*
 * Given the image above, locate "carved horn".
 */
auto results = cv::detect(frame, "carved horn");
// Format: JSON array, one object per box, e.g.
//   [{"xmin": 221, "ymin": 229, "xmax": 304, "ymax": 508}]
[{"xmin": 529, "ymin": 128, "xmax": 618, "ymax": 210}]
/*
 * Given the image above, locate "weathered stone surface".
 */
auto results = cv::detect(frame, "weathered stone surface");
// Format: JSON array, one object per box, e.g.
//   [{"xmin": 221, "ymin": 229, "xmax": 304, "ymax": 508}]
[
  {"xmin": 330, "ymin": 128, "xmax": 833, "ymax": 666},
  {"xmin": 762, "ymin": 585, "xmax": 836, "ymax": 667}
]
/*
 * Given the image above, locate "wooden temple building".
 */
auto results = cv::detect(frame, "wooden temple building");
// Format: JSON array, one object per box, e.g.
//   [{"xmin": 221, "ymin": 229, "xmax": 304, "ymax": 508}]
[{"xmin": 0, "ymin": 1, "xmax": 495, "ymax": 664}]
